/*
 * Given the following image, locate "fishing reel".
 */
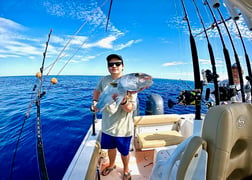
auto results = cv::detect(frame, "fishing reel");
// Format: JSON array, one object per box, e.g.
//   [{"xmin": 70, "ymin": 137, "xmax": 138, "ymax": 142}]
[
  {"xmin": 177, "ymin": 90, "xmax": 201, "ymax": 105},
  {"xmin": 168, "ymin": 89, "xmax": 201, "ymax": 108},
  {"xmin": 212, "ymin": 86, "xmax": 237, "ymax": 101},
  {"xmin": 202, "ymin": 69, "xmax": 219, "ymax": 84}
]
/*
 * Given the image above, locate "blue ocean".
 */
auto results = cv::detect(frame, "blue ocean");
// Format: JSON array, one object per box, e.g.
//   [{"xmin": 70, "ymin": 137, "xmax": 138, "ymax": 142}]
[{"xmin": 0, "ymin": 76, "xmax": 209, "ymax": 180}]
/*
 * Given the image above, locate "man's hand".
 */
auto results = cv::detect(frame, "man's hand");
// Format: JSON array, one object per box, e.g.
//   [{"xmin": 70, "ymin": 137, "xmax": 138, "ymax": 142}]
[{"xmin": 91, "ymin": 100, "xmax": 99, "ymax": 113}]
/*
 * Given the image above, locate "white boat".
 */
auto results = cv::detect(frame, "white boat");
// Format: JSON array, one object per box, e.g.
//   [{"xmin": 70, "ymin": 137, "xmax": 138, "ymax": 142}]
[{"xmin": 63, "ymin": 1, "xmax": 252, "ymax": 179}]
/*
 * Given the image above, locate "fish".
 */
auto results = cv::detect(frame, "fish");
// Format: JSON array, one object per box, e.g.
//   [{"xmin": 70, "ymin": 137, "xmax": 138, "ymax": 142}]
[{"xmin": 96, "ymin": 73, "xmax": 153, "ymax": 112}]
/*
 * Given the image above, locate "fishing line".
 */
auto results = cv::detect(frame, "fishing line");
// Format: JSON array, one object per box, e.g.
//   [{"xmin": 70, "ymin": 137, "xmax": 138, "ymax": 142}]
[
  {"xmin": 194, "ymin": 13, "xmax": 241, "ymax": 37},
  {"xmin": 56, "ymin": 14, "xmax": 107, "ymax": 76},
  {"xmin": 26, "ymin": 0, "xmax": 110, "ymax": 96},
  {"xmin": 35, "ymin": 0, "xmax": 110, "ymax": 94},
  {"xmin": 171, "ymin": 0, "xmax": 187, "ymax": 79},
  {"xmin": 43, "ymin": 0, "xmax": 109, "ymax": 77},
  {"xmin": 9, "ymin": 83, "xmax": 38, "ymax": 180},
  {"xmin": 215, "ymin": 6, "xmax": 246, "ymax": 102},
  {"xmin": 180, "ymin": 0, "xmax": 202, "ymax": 120},
  {"xmin": 192, "ymin": 0, "xmax": 220, "ymax": 105}
]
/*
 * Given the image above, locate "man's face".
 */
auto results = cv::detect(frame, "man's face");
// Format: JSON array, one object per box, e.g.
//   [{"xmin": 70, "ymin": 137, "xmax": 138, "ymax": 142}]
[
  {"xmin": 107, "ymin": 59, "xmax": 124, "ymax": 75},
  {"xmin": 232, "ymin": 67, "xmax": 243, "ymax": 84}
]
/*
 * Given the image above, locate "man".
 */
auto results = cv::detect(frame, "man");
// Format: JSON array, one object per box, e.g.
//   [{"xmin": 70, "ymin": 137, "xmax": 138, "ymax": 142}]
[
  {"xmin": 218, "ymin": 63, "xmax": 251, "ymax": 103},
  {"xmin": 92, "ymin": 54, "xmax": 136, "ymax": 180}
]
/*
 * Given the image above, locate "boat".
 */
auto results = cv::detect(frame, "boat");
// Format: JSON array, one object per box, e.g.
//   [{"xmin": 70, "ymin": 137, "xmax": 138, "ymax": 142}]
[{"xmin": 61, "ymin": 1, "xmax": 252, "ymax": 179}]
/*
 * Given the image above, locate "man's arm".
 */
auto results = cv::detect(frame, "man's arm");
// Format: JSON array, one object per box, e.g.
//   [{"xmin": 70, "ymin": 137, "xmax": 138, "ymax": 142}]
[{"xmin": 92, "ymin": 90, "xmax": 101, "ymax": 112}]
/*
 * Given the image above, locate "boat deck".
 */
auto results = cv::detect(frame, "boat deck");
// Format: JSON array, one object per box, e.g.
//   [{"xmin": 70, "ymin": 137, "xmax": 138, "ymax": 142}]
[{"xmin": 100, "ymin": 149, "xmax": 154, "ymax": 180}]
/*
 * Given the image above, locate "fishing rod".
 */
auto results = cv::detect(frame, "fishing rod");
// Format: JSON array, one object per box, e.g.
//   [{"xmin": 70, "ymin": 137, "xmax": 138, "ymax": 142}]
[
  {"xmin": 192, "ymin": 0, "xmax": 220, "ymax": 105},
  {"xmin": 105, "ymin": 0, "xmax": 114, "ymax": 31},
  {"xmin": 233, "ymin": 19, "xmax": 252, "ymax": 103},
  {"xmin": 214, "ymin": 6, "xmax": 246, "ymax": 102},
  {"xmin": 204, "ymin": 0, "xmax": 237, "ymax": 102},
  {"xmin": 36, "ymin": 29, "xmax": 52, "ymax": 180},
  {"xmin": 180, "ymin": 0, "xmax": 202, "ymax": 120},
  {"xmin": 223, "ymin": 1, "xmax": 252, "ymax": 87}
]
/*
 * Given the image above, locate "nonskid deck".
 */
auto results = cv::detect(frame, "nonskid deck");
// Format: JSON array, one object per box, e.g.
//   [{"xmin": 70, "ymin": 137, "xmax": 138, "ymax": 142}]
[{"xmin": 100, "ymin": 149, "xmax": 154, "ymax": 180}]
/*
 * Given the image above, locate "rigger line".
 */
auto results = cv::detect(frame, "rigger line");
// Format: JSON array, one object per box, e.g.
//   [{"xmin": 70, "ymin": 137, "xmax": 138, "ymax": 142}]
[
  {"xmin": 192, "ymin": 0, "xmax": 220, "ymax": 105},
  {"xmin": 180, "ymin": 0, "xmax": 202, "ymax": 120}
]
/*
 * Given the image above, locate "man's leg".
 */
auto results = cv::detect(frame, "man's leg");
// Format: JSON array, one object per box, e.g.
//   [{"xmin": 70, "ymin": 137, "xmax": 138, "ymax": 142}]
[
  {"xmin": 108, "ymin": 148, "xmax": 117, "ymax": 167},
  {"xmin": 121, "ymin": 153, "xmax": 130, "ymax": 173}
]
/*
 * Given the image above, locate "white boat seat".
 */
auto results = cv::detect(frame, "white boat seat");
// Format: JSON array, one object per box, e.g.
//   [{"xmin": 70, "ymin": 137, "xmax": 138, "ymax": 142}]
[
  {"xmin": 202, "ymin": 103, "xmax": 252, "ymax": 180},
  {"xmin": 151, "ymin": 103, "xmax": 252, "ymax": 180},
  {"xmin": 150, "ymin": 136, "xmax": 207, "ymax": 180},
  {"xmin": 133, "ymin": 114, "xmax": 185, "ymax": 150}
]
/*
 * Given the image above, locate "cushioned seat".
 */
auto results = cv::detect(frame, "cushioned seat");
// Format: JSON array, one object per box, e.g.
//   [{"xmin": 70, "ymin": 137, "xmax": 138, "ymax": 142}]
[
  {"xmin": 133, "ymin": 114, "xmax": 185, "ymax": 150},
  {"xmin": 135, "ymin": 130, "xmax": 185, "ymax": 150},
  {"xmin": 202, "ymin": 103, "xmax": 252, "ymax": 180},
  {"xmin": 150, "ymin": 103, "xmax": 252, "ymax": 180}
]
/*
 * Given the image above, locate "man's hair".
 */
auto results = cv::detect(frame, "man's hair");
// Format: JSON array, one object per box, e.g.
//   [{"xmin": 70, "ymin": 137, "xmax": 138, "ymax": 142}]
[
  {"xmin": 232, "ymin": 63, "xmax": 243, "ymax": 71},
  {"xmin": 106, "ymin": 54, "xmax": 123, "ymax": 64}
]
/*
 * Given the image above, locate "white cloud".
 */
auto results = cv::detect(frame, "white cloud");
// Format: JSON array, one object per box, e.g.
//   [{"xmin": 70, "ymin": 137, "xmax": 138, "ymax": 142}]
[
  {"xmin": 115, "ymin": 39, "xmax": 142, "ymax": 50},
  {"xmin": 0, "ymin": 18, "xmax": 46, "ymax": 60},
  {"xmin": 199, "ymin": 58, "xmax": 211, "ymax": 65},
  {"xmin": 0, "ymin": 17, "xmax": 25, "ymax": 31},
  {"xmin": 80, "ymin": 55, "xmax": 96, "ymax": 62},
  {"xmin": 162, "ymin": 61, "xmax": 187, "ymax": 66},
  {"xmin": 95, "ymin": 36, "xmax": 116, "ymax": 48}
]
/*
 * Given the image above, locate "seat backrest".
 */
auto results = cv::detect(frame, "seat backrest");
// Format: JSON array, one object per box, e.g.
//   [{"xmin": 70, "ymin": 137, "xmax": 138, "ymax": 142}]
[{"xmin": 202, "ymin": 103, "xmax": 252, "ymax": 180}]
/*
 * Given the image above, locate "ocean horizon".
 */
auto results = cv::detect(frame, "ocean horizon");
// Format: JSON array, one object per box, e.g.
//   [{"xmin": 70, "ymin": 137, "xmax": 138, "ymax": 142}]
[{"xmin": 0, "ymin": 75, "xmax": 209, "ymax": 180}]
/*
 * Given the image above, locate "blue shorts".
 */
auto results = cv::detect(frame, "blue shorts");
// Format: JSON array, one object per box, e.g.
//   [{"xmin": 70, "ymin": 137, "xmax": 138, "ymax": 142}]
[{"xmin": 100, "ymin": 132, "xmax": 132, "ymax": 156}]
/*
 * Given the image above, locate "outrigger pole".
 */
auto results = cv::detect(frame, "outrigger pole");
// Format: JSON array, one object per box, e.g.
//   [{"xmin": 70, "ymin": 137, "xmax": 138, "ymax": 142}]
[
  {"xmin": 192, "ymin": 0, "xmax": 220, "ymax": 105},
  {"xmin": 181, "ymin": 0, "xmax": 202, "ymax": 120},
  {"xmin": 215, "ymin": 5, "xmax": 246, "ymax": 102},
  {"xmin": 105, "ymin": 0, "xmax": 114, "ymax": 31},
  {"xmin": 36, "ymin": 29, "xmax": 52, "ymax": 180},
  {"xmin": 204, "ymin": 0, "xmax": 236, "ymax": 101}
]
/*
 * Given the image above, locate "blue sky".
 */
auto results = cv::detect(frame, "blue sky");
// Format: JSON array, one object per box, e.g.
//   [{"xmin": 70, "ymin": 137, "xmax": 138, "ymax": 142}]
[{"xmin": 0, "ymin": 0, "xmax": 251, "ymax": 80}]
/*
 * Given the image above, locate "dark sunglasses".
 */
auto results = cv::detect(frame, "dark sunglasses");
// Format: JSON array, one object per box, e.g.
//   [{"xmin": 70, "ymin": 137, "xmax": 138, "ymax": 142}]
[{"xmin": 108, "ymin": 62, "xmax": 122, "ymax": 67}]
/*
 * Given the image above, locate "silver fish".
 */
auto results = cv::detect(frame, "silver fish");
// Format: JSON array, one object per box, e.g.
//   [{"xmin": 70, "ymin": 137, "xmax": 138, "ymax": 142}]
[{"xmin": 96, "ymin": 73, "xmax": 153, "ymax": 112}]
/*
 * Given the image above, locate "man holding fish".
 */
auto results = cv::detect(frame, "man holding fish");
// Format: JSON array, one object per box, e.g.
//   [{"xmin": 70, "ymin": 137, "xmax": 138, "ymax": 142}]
[{"xmin": 92, "ymin": 54, "xmax": 152, "ymax": 180}]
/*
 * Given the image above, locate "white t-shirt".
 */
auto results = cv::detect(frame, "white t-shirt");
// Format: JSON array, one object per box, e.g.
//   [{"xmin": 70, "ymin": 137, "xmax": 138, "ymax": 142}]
[{"xmin": 96, "ymin": 75, "xmax": 137, "ymax": 137}]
